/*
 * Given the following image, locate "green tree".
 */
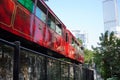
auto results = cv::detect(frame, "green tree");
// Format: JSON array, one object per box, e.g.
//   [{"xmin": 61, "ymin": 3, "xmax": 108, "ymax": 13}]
[
  {"xmin": 77, "ymin": 38, "xmax": 94, "ymax": 68},
  {"xmin": 77, "ymin": 38, "xmax": 83, "ymax": 44},
  {"xmin": 93, "ymin": 31, "xmax": 120, "ymax": 79},
  {"xmin": 84, "ymin": 49, "xmax": 94, "ymax": 68}
]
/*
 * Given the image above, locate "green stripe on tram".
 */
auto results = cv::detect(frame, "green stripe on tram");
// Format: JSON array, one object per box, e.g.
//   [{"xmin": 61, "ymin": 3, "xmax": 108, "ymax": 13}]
[{"xmin": 18, "ymin": 0, "xmax": 34, "ymax": 12}]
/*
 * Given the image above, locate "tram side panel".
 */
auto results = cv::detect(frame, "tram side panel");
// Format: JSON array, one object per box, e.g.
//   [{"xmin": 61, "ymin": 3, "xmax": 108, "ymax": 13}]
[
  {"xmin": 0, "ymin": 0, "xmax": 15, "ymax": 32},
  {"xmin": 0, "ymin": 0, "xmax": 67, "ymax": 59},
  {"xmin": 0, "ymin": 0, "xmax": 84, "ymax": 63}
]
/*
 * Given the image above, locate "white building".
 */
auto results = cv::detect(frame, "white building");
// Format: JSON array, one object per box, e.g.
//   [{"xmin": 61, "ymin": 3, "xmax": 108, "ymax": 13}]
[
  {"xmin": 71, "ymin": 30, "xmax": 88, "ymax": 48},
  {"xmin": 103, "ymin": 0, "xmax": 120, "ymax": 36}
]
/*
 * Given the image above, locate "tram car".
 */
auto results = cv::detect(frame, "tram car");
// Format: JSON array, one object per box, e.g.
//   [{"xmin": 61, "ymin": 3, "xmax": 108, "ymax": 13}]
[{"xmin": 0, "ymin": 0, "xmax": 84, "ymax": 63}]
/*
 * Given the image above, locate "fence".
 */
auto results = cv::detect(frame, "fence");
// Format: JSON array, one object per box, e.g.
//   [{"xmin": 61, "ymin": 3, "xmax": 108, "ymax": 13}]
[{"xmin": 0, "ymin": 38, "xmax": 94, "ymax": 80}]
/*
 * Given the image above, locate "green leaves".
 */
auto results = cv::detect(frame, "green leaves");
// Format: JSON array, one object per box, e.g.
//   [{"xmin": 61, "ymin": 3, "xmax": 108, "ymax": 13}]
[
  {"xmin": 84, "ymin": 49, "xmax": 94, "ymax": 64},
  {"xmin": 93, "ymin": 31, "xmax": 120, "ymax": 79}
]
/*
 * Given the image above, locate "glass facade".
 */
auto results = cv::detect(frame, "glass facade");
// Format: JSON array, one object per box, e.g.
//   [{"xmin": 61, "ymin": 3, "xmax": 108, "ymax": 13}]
[
  {"xmin": 118, "ymin": 0, "xmax": 120, "ymax": 25},
  {"xmin": 103, "ymin": 0, "xmax": 119, "ymax": 32}
]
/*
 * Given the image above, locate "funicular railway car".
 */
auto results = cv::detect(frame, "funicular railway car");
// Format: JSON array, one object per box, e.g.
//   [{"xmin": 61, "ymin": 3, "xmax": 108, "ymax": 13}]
[
  {"xmin": 0, "ymin": 0, "xmax": 84, "ymax": 63},
  {"xmin": 0, "ymin": 0, "xmax": 95, "ymax": 80}
]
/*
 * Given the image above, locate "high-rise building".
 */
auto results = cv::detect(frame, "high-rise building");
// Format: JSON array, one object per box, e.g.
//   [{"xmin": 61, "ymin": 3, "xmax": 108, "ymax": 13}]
[
  {"xmin": 71, "ymin": 30, "xmax": 88, "ymax": 48},
  {"xmin": 103, "ymin": 0, "xmax": 120, "ymax": 36}
]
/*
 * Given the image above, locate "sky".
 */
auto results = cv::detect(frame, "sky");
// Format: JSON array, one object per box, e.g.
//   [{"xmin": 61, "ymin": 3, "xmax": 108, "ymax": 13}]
[{"xmin": 45, "ymin": 0, "xmax": 120, "ymax": 49}]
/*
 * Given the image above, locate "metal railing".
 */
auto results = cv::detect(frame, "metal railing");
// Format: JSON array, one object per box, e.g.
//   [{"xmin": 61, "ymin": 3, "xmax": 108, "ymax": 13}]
[{"xmin": 0, "ymin": 38, "xmax": 94, "ymax": 80}]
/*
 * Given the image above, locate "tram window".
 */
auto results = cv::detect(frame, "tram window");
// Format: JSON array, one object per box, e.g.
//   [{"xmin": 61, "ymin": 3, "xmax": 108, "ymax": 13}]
[
  {"xmin": 47, "ymin": 18, "xmax": 56, "ymax": 31},
  {"xmin": 66, "ymin": 33, "xmax": 68, "ymax": 42},
  {"xmin": 36, "ymin": 7, "xmax": 46, "ymax": 23},
  {"xmin": 18, "ymin": 0, "xmax": 35, "ymax": 13},
  {"xmin": 72, "ymin": 38, "xmax": 74, "ymax": 44},
  {"xmin": 71, "ymin": 38, "xmax": 75, "ymax": 46},
  {"xmin": 56, "ymin": 25, "xmax": 62, "ymax": 35},
  {"xmin": 76, "ymin": 43, "xmax": 79, "ymax": 48}
]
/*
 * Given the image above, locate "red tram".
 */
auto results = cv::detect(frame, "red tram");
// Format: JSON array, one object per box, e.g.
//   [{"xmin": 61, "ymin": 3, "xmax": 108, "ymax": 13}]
[{"xmin": 0, "ymin": 0, "xmax": 84, "ymax": 63}]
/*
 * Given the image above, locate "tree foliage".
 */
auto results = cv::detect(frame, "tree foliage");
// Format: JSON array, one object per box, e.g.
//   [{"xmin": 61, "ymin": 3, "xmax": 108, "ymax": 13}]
[
  {"xmin": 77, "ymin": 38, "xmax": 83, "ymax": 44},
  {"xmin": 77, "ymin": 38, "xmax": 94, "ymax": 68},
  {"xmin": 84, "ymin": 49, "xmax": 94, "ymax": 67},
  {"xmin": 93, "ymin": 31, "xmax": 120, "ymax": 79}
]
